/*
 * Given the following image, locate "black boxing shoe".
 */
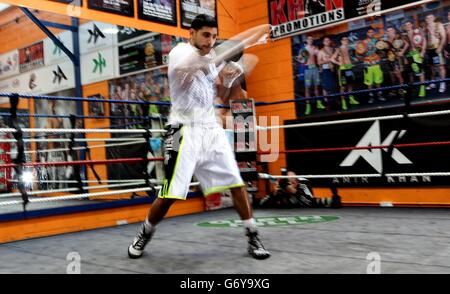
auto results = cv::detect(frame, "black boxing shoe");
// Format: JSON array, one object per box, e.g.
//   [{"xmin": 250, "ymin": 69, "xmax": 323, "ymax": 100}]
[
  {"xmin": 246, "ymin": 229, "xmax": 271, "ymax": 260},
  {"xmin": 128, "ymin": 224, "xmax": 154, "ymax": 259}
]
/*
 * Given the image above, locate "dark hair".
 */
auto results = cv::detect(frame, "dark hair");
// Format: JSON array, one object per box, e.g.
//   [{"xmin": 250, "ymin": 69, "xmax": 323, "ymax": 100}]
[{"xmin": 190, "ymin": 14, "xmax": 217, "ymax": 30}]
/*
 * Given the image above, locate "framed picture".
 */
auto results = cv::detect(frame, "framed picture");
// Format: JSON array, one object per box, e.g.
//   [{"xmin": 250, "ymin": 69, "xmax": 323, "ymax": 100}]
[
  {"xmin": 88, "ymin": 0, "xmax": 134, "ymax": 17},
  {"xmin": 180, "ymin": 0, "xmax": 217, "ymax": 29},
  {"xmin": 138, "ymin": 0, "xmax": 177, "ymax": 26},
  {"xmin": 88, "ymin": 94, "xmax": 106, "ymax": 116}
]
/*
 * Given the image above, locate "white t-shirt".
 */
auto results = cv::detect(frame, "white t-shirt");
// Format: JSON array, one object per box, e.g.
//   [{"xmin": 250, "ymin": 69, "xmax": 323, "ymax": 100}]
[{"xmin": 168, "ymin": 42, "xmax": 221, "ymax": 126}]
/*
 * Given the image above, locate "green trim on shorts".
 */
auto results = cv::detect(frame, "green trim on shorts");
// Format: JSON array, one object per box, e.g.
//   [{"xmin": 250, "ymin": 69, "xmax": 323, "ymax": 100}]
[
  {"xmin": 158, "ymin": 194, "xmax": 187, "ymax": 200},
  {"xmin": 160, "ymin": 126, "xmax": 186, "ymax": 199},
  {"xmin": 203, "ymin": 183, "xmax": 246, "ymax": 196}
]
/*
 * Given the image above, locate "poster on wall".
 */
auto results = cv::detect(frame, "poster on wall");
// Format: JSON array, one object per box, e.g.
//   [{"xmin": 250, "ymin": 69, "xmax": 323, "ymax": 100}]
[
  {"xmin": 107, "ymin": 68, "xmax": 169, "ymax": 181},
  {"xmin": 138, "ymin": 0, "xmax": 177, "ymax": 26},
  {"xmin": 88, "ymin": 94, "xmax": 106, "ymax": 116},
  {"xmin": 34, "ymin": 89, "xmax": 81, "ymax": 191},
  {"xmin": 19, "ymin": 42, "xmax": 44, "ymax": 73},
  {"xmin": 117, "ymin": 25, "xmax": 151, "ymax": 43},
  {"xmin": 88, "ymin": 0, "xmax": 134, "ymax": 16},
  {"xmin": 290, "ymin": 0, "xmax": 450, "ymax": 118},
  {"xmin": 180, "ymin": 0, "xmax": 217, "ymax": 28},
  {"xmin": 0, "ymin": 50, "xmax": 19, "ymax": 79},
  {"xmin": 0, "ymin": 109, "xmax": 31, "ymax": 192},
  {"xmin": 118, "ymin": 34, "xmax": 163, "ymax": 75},
  {"xmin": 268, "ymin": 0, "xmax": 430, "ymax": 39}
]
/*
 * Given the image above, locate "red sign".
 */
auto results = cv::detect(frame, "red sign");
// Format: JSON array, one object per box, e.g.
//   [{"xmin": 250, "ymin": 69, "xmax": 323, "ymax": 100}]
[{"xmin": 19, "ymin": 42, "xmax": 44, "ymax": 73}]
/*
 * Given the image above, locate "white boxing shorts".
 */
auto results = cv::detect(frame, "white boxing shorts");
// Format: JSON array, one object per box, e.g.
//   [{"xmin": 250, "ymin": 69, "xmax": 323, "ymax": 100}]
[{"xmin": 159, "ymin": 123, "xmax": 245, "ymax": 200}]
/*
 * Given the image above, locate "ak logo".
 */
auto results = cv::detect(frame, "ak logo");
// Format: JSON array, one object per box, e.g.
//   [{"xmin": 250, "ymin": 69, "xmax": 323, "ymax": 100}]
[
  {"xmin": 196, "ymin": 215, "xmax": 340, "ymax": 228},
  {"xmin": 88, "ymin": 24, "xmax": 105, "ymax": 44},
  {"xmin": 340, "ymin": 120, "xmax": 412, "ymax": 173},
  {"xmin": 93, "ymin": 53, "xmax": 106, "ymax": 74},
  {"xmin": 53, "ymin": 66, "xmax": 67, "ymax": 84}
]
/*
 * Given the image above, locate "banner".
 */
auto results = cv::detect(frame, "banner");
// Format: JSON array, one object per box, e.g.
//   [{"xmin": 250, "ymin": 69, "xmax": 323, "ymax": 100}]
[
  {"xmin": 79, "ymin": 21, "xmax": 117, "ymax": 54},
  {"xmin": 81, "ymin": 47, "xmax": 117, "ymax": 85},
  {"xmin": 138, "ymin": 0, "xmax": 177, "ymax": 26},
  {"xmin": 44, "ymin": 30, "xmax": 73, "ymax": 66},
  {"xmin": 19, "ymin": 41, "xmax": 44, "ymax": 73},
  {"xmin": 269, "ymin": 0, "xmax": 430, "ymax": 39},
  {"xmin": 180, "ymin": 0, "xmax": 217, "ymax": 28},
  {"xmin": 88, "ymin": 0, "xmax": 134, "ymax": 16},
  {"xmin": 284, "ymin": 115, "xmax": 450, "ymax": 187},
  {"xmin": 0, "ymin": 75, "xmax": 24, "ymax": 94},
  {"xmin": 117, "ymin": 34, "xmax": 162, "ymax": 75},
  {"xmin": 0, "ymin": 49, "xmax": 19, "ymax": 79},
  {"xmin": 28, "ymin": 61, "xmax": 75, "ymax": 95},
  {"xmin": 0, "ymin": 61, "xmax": 74, "ymax": 95}
]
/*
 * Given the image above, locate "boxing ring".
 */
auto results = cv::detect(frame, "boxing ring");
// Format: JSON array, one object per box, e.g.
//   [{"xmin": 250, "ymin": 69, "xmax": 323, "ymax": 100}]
[{"xmin": 0, "ymin": 77, "xmax": 450, "ymax": 273}]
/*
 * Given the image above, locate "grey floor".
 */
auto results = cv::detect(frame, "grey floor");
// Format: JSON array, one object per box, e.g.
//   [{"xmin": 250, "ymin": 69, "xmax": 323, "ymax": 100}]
[{"xmin": 1, "ymin": 207, "xmax": 450, "ymax": 274}]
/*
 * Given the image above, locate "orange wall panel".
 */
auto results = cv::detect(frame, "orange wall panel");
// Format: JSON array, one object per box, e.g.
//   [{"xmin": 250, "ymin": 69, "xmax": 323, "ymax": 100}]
[{"xmin": 0, "ymin": 197, "xmax": 205, "ymax": 244}]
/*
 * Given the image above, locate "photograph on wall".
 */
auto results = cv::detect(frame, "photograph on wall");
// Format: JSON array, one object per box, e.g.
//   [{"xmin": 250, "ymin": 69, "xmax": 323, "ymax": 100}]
[
  {"xmin": 290, "ymin": 0, "xmax": 450, "ymax": 117},
  {"xmin": 180, "ymin": 0, "xmax": 217, "ymax": 28},
  {"xmin": 88, "ymin": 0, "xmax": 134, "ymax": 16},
  {"xmin": 34, "ymin": 89, "xmax": 81, "ymax": 190},
  {"xmin": 19, "ymin": 42, "xmax": 44, "ymax": 73},
  {"xmin": 138, "ymin": 0, "xmax": 177, "ymax": 26},
  {"xmin": 0, "ymin": 109, "xmax": 31, "ymax": 192},
  {"xmin": 88, "ymin": 94, "xmax": 105, "ymax": 116}
]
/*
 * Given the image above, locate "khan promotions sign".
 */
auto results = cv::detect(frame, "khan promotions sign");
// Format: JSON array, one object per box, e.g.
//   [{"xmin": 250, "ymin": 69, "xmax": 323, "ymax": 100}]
[{"xmin": 269, "ymin": 0, "xmax": 429, "ymax": 39}]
